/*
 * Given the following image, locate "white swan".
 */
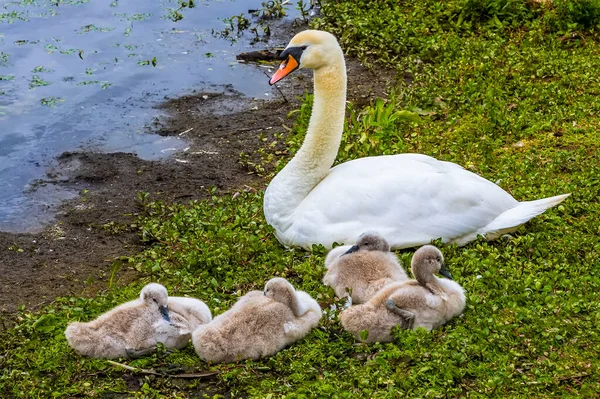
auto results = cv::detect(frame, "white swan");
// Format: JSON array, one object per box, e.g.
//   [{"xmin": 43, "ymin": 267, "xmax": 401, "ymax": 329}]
[{"xmin": 265, "ymin": 30, "xmax": 569, "ymax": 250}]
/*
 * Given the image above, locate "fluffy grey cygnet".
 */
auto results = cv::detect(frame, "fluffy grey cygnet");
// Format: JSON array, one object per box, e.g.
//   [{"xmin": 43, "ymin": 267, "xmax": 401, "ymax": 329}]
[
  {"xmin": 192, "ymin": 278, "xmax": 321, "ymax": 363},
  {"xmin": 65, "ymin": 283, "xmax": 211, "ymax": 359},
  {"xmin": 323, "ymin": 231, "xmax": 407, "ymax": 304},
  {"xmin": 340, "ymin": 245, "xmax": 465, "ymax": 343}
]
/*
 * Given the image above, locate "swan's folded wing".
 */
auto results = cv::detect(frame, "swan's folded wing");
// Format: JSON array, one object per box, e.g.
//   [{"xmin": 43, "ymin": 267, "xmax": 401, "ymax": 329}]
[{"xmin": 293, "ymin": 154, "xmax": 518, "ymax": 248}]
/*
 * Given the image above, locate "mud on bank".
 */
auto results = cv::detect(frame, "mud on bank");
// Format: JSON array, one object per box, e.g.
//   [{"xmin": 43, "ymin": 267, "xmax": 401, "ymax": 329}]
[{"xmin": 0, "ymin": 44, "xmax": 397, "ymax": 321}]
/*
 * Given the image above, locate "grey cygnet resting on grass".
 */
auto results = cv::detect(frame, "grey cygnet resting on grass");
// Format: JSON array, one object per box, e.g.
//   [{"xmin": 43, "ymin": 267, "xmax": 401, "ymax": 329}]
[
  {"xmin": 323, "ymin": 231, "xmax": 407, "ymax": 304},
  {"xmin": 64, "ymin": 283, "xmax": 211, "ymax": 359},
  {"xmin": 340, "ymin": 245, "xmax": 466, "ymax": 343},
  {"xmin": 192, "ymin": 277, "xmax": 322, "ymax": 363}
]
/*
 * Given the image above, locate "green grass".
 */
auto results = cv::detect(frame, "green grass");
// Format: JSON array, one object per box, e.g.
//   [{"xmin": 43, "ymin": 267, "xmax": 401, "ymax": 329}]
[{"xmin": 2, "ymin": 0, "xmax": 600, "ymax": 397}]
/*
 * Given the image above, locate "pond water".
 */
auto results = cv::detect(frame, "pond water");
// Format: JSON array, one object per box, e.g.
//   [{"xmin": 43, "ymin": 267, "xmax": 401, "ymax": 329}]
[{"xmin": 0, "ymin": 0, "xmax": 300, "ymax": 232}]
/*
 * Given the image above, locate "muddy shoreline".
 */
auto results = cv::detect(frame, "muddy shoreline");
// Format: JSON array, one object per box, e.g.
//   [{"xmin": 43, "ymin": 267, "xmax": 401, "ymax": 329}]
[{"xmin": 0, "ymin": 24, "xmax": 397, "ymax": 322}]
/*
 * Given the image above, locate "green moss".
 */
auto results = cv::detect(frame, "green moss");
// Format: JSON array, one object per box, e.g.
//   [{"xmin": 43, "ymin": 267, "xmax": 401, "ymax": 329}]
[{"xmin": 2, "ymin": 0, "xmax": 600, "ymax": 397}]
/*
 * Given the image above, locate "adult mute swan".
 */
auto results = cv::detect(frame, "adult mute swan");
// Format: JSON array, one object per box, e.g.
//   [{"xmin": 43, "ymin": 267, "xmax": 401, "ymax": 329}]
[{"xmin": 265, "ymin": 30, "xmax": 569, "ymax": 250}]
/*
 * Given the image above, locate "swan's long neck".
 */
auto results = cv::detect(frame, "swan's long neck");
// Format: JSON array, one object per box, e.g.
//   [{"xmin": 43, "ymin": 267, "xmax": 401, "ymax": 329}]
[
  {"xmin": 265, "ymin": 56, "xmax": 347, "ymax": 225},
  {"xmin": 413, "ymin": 265, "xmax": 446, "ymax": 296}
]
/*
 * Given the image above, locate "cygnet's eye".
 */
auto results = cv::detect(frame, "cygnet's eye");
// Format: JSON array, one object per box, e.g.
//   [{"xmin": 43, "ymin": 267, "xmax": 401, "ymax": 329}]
[{"xmin": 152, "ymin": 298, "xmax": 158, "ymax": 303}]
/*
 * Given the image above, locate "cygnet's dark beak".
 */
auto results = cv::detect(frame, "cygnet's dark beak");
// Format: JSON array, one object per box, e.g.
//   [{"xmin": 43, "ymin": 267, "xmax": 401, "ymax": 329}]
[
  {"xmin": 343, "ymin": 245, "xmax": 360, "ymax": 256},
  {"xmin": 159, "ymin": 305, "xmax": 171, "ymax": 322},
  {"xmin": 439, "ymin": 265, "xmax": 453, "ymax": 280}
]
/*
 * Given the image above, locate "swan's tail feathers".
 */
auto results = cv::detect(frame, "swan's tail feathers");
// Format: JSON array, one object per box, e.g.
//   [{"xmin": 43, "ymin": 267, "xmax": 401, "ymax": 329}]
[{"xmin": 482, "ymin": 193, "xmax": 571, "ymax": 238}]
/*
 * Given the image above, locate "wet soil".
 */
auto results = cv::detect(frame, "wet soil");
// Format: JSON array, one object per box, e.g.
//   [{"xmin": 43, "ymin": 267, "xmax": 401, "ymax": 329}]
[{"xmin": 0, "ymin": 24, "xmax": 397, "ymax": 323}]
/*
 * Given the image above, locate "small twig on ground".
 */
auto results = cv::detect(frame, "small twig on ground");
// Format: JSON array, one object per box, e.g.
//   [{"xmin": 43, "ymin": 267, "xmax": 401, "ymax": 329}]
[
  {"xmin": 170, "ymin": 371, "xmax": 219, "ymax": 379},
  {"xmin": 106, "ymin": 360, "xmax": 219, "ymax": 379},
  {"xmin": 262, "ymin": 70, "xmax": 288, "ymax": 103},
  {"xmin": 179, "ymin": 127, "xmax": 194, "ymax": 136},
  {"xmin": 235, "ymin": 127, "xmax": 261, "ymax": 132},
  {"xmin": 107, "ymin": 360, "xmax": 165, "ymax": 376}
]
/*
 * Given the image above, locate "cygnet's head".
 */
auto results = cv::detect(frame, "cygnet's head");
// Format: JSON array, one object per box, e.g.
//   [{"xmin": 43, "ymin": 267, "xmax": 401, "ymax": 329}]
[
  {"xmin": 343, "ymin": 231, "xmax": 390, "ymax": 255},
  {"xmin": 140, "ymin": 283, "xmax": 171, "ymax": 321},
  {"xmin": 411, "ymin": 245, "xmax": 453, "ymax": 281},
  {"xmin": 264, "ymin": 277, "xmax": 296, "ymax": 307},
  {"xmin": 269, "ymin": 30, "xmax": 342, "ymax": 85}
]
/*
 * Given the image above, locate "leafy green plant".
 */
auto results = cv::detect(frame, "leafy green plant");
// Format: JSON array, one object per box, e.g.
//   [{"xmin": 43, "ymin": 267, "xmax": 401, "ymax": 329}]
[
  {"xmin": 77, "ymin": 80, "xmax": 113, "ymax": 89},
  {"xmin": 31, "ymin": 65, "xmax": 53, "ymax": 73},
  {"xmin": 452, "ymin": 0, "xmax": 538, "ymax": 29},
  {"xmin": 296, "ymin": 0, "xmax": 311, "ymax": 22},
  {"xmin": 214, "ymin": 13, "xmax": 254, "ymax": 43},
  {"xmin": 29, "ymin": 74, "xmax": 50, "ymax": 89},
  {"xmin": 164, "ymin": 0, "xmax": 196, "ymax": 22},
  {"xmin": 216, "ymin": 1, "xmax": 288, "ymax": 43},
  {"xmin": 250, "ymin": 0, "xmax": 289, "ymax": 20},
  {"xmin": 78, "ymin": 24, "xmax": 115, "ymax": 33},
  {"xmin": 40, "ymin": 96, "xmax": 64, "ymax": 106},
  {"xmin": 546, "ymin": 0, "xmax": 600, "ymax": 31},
  {"xmin": 138, "ymin": 56, "xmax": 157, "ymax": 66},
  {"xmin": 0, "ymin": 51, "xmax": 9, "ymax": 66}
]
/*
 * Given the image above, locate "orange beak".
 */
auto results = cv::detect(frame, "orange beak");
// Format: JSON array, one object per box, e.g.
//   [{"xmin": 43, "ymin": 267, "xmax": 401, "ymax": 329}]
[{"xmin": 269, "ymin": 55, "xmax": 299, "ymax": 85}]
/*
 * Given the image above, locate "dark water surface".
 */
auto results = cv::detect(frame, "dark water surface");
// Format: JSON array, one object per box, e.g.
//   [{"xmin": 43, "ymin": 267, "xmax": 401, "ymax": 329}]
[{"xmin": 0, "ymin": 0, "xmax": 295, "ymax": 231}]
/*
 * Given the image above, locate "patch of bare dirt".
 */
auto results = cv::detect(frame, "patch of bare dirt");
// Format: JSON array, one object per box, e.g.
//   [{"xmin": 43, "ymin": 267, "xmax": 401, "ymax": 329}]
[{"xmin": 0, "ymin": 22, "xmax": 397, "ymax": 324}]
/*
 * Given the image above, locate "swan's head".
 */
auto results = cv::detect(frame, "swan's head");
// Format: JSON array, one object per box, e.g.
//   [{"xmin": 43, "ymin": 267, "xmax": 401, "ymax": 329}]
[
  {"xmin": 411, "ymin": 245, "xmax": 453, "ymax": 281},
  {"xmin": 264, "ymin": 277, "xmax": 296, "ymax": 307},
  {"xmin": 343, "ymin": 231, "xmax": 390, "ymax": 255},
  {"xmin": 140, "ymin": 283, "xmax": 171, "ymax": 322},
  {"xmin": 269, "ymin": 30, "xmax": 342, "ymax": 85}
]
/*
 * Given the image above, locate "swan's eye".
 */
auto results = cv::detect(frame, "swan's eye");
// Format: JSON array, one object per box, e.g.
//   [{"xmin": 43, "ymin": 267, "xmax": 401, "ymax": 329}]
[{"xmin": 301, "ymin": 45, "xmax": 308, "ymax": 50}]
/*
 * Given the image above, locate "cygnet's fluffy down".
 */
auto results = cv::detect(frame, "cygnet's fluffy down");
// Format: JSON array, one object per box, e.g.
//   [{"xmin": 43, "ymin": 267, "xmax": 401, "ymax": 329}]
[
  {"xmin": 162, "ymin": 296, "xmax": 213, "ymax": 348},
  {"xmin": 340, "ymin": 245, "xmax": 465, "ymax": 343},
  {"xmin": 192, "ymin": 278, "xmax": 321, "ymax": 363},
  {"xmin": 323, "ymin": 231, "xmax": 407, "ymax": 304},
  {"xmin": 65, "ymin": 283, "xmax": 211, "ymax": 359}
]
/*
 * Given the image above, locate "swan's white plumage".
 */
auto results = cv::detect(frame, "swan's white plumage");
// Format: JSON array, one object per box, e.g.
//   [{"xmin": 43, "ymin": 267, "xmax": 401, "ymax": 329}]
[
  {"xmin": 265, "ymin": 30, "xmax": 569, "ymax": 250},
  {"xmin": 272, "ymin": 152, "xmax": 569, "ymax": 249}
]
